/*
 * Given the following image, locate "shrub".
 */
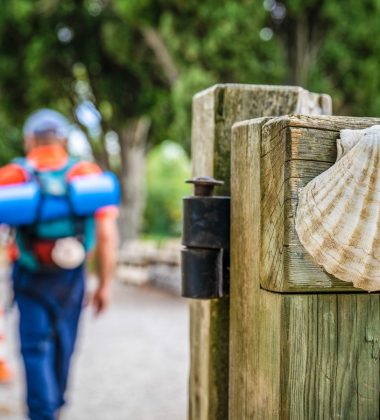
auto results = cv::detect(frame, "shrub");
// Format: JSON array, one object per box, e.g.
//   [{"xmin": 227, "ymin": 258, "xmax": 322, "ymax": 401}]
[{"xmin": 144, "ymin": 140, "xmax": 191, "ymax": 237}]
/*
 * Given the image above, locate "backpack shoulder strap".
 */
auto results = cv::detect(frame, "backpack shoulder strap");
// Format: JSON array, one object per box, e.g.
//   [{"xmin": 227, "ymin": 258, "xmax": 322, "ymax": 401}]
[
  {"xmin": 11, "ymin": 157, "xmax": 36, "ymax": 178},
  {"xmin": 63, "ymin": 157, "xmax": 81, "ymax": 177},
  {"xmin": 12, "ymin": 156, "xmax": 79, "ymax": 174}
]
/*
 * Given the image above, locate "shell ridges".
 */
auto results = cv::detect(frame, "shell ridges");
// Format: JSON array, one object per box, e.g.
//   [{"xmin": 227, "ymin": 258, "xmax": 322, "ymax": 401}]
[{"xmin": 295, "ymin": 126, "xmax": 380, "ymax": 291}]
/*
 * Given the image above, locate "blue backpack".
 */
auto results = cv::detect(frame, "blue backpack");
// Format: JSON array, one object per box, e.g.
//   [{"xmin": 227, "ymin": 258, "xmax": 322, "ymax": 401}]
[{"xmin": 13, "ymin": 157, "xmax": 96, "ymax": 272}]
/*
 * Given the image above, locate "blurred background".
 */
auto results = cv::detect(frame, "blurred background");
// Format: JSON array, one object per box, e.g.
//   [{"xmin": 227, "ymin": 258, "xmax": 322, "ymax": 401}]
[{"xmin": 0, "ymin": 0, "xmax": 380, "ymax": 418}]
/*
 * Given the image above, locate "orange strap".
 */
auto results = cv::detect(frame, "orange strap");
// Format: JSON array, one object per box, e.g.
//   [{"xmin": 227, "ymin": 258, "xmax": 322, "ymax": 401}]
[
  {"xmin": 66, "ymin": 161, "xmax": 102, "ymax": 180},
  {"xmin": 0, "ymin": 164, "xmax": 28, "ymax": 186}
]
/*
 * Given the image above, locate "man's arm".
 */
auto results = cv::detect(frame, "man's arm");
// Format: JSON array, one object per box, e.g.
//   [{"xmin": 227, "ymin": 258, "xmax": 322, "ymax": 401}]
[
  {"xmin": 92, "ymin": 213, "xmax": 119, "ymax": 315},
  {"xmin": 66, "ymin": 160, "xmax": 119, "ymax": 314}
]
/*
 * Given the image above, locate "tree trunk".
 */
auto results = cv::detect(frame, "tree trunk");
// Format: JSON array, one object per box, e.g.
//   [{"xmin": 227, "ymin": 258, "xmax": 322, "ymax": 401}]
[
  {"xmin": 293, "ymin": 16, "xmax": 309, "ymax": 86},
  {"xmin": 281, "ymin": 10, "xmax": 322, "ymax": 86},
  {"xmin": 140, "ymin": 26, "xmax": 180, "ymax": 86},
  {"xmin": 118, "ymin": 116, "xmax": 151, "ymax": 242},
  {"xmin": 92, "ymin": 139, "xmax": 111, "ymax": 171}
]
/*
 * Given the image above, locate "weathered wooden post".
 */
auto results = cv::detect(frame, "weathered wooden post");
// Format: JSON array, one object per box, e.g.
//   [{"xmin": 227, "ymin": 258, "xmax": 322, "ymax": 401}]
[
  {"xmin": 189, "ymin": 85, "xmax": 331, "ymax": 420},
  {"xmin": 231, "ymin": 115, "xmax": 380, "ymax": 419}
]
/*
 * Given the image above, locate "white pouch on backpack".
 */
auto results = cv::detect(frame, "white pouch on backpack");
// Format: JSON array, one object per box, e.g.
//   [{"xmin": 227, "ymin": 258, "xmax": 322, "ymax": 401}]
[{"xmin": 51, "ymin": 237, "xmax": 86, "ymax": 269}]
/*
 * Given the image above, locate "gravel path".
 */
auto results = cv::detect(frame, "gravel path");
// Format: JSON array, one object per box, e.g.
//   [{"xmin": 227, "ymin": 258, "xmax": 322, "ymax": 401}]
[{"xmin": 0, "ymin": 278, "xmax": 189, "ymax": 420}]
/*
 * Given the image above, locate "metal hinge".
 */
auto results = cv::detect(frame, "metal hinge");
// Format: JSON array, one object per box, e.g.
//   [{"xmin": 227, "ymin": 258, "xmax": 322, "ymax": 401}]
[{"xmin": 181, "ymin": 176, "xmax": 230, "ymax": 299}]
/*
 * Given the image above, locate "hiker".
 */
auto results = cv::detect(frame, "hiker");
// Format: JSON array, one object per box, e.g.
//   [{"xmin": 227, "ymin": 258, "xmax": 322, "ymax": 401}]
[{"xmin": 0, "ymin": 109, "xmax": 119, "ymax": 419}]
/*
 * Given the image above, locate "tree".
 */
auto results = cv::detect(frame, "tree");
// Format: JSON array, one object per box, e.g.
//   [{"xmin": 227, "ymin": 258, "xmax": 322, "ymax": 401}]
[
  {"xmin": 0, "ymin": 0, "xmax": 173, "ymax": 240},
  {"xmin": 130, "ymin": 0, "xmax": 286, "ymax": 149},
  {"xmin": 270, "ymin": 0, "xmax": 380, "ymax": 115},
  {"xmin": 0, "ymin": 0, "xmax": 279, "ymax": 240}
]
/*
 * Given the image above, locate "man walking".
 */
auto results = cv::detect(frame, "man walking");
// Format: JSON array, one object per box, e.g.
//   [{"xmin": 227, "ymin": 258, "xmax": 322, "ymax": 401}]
[{"xmin": 0, "ymin": 109, "xmax": 119, "ymax": 419}]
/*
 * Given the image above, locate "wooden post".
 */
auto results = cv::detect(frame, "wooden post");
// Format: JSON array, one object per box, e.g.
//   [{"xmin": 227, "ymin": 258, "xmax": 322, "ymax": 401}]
[
  {"xmin": 230, "ymin": 115, "xmax": 380, "ymax": 419},
  {"xmin": 189, "ymin": 85, "xmax": 331, "ymax": 420}
]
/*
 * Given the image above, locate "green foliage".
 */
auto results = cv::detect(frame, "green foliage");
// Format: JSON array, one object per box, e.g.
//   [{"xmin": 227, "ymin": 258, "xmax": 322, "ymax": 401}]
[
  {"xmin": 310, "ymin": 0, "xmax": 380, "ymax": 116},
  {"xmin": 169, "ymin": 66, "xmax": 214, "ymax": 151},
  {"xmin": 2, "ymin": 0, "xmax": 380, "ymax": 151},
  {"xmin": 144, "ymin": 141, "xmax": 191, "ymax": 236},
  {"xmin": 0, "ymin": 0, "xmax": 283, "ymax": 159},
  {"xmin": 159, "ymin": 0, "xmax": 285, "ymax": 147},
  {"xmin": 0, "ymin": 113, "xmax": 23, "ymax": 166},
  {"xmin": 273, "ymin": 0, "xmax": 380, "ymax": 116}
]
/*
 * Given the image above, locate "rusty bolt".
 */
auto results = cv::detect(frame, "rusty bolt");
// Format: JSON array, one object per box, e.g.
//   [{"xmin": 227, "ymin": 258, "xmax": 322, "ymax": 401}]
[{"xmin": 186, "ymin": 176, "xmax": 224, "ymax": 197}]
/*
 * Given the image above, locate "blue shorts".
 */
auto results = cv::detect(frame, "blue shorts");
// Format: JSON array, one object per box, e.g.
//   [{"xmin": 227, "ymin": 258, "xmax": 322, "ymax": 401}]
[{"xmin": 12, "ymin": 263, "xmax": 85, "ymax": 420}]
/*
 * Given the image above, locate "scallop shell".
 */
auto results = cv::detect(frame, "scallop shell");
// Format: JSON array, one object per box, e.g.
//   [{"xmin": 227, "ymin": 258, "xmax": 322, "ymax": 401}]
[
  {"xmin": 51, "ymin": 237, "xmax": 86, "ymax": 269},
  {"xmin": 295, "ymin": 125, "xmax": 380, "ymax": 291},
  {"xmin": 337, "ymin": 125, "xmax": 380, "ymax": 160}
]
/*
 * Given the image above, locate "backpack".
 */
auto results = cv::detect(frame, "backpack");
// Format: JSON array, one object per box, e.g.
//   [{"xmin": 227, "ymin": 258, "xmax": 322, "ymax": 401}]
[{"xmin": 13, "ymin": 157, "xmax": 96, "ymax": 272}]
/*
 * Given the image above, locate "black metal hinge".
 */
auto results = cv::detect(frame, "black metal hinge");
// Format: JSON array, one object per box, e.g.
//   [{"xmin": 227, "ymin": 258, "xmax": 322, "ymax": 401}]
[{"xmin": 181, "ymin": 176, "xmax": 230, "ymax": 299}]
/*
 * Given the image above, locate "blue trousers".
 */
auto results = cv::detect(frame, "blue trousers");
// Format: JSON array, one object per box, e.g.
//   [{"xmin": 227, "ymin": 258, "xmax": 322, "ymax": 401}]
[{"xmin": 12, "ymin": 263, "xmax": 85, "ymax": 420}]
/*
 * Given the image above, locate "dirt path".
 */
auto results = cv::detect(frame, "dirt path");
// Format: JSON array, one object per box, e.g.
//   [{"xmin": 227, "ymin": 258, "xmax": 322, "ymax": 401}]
[{"xmin": 0, "ymin": 278, "xmax": 189, "ymax": 420}]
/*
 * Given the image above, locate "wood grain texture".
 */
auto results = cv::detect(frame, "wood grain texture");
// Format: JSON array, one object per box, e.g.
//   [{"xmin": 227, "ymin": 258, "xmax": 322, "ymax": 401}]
[
  {"xmin": 230, "ymin": 119, "xmax": 282, "ymax": 420},
  {"xmin": 280, "ymin": 294, "xmax": 380, "ymax": 420},
  {"xmin": 189, "ymin": 85, "xmax": 331, "ymax": 420},
  {"xmin": 260, "ymin": 115, "xmax": 380, "ymax": 292},
  {"xmin": 230, "ymin": 117, "xmax": 380, "ymax": 420},
  {"xmin": 190, "ymin": 86, "xmax": 220, "ymax": 420}
]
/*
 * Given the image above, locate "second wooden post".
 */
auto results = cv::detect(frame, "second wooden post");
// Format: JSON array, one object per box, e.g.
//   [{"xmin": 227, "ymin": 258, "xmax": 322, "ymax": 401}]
[{"xmin": 189, "ymin": 85, "xmax": 331, "ymax": 420}]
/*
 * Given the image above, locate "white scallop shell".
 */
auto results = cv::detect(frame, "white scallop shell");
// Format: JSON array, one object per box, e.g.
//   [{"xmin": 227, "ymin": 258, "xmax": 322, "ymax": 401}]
[
  {"xmin": 295, "ymin": 125, "xmax": 380, "ymax": 291},
  {"xmin": 337, "ymin": 125, "xmax": 380, "ymax": 160},
  {"xmin": 51, "ymin": 237, "xmax": 86, "ymax": 269}
]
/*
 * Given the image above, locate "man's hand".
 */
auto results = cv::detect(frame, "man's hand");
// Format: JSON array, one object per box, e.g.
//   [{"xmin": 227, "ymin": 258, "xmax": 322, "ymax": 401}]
[{"xmin": 91, "ymin": 284, "xmax": 112, "ymax": 315}]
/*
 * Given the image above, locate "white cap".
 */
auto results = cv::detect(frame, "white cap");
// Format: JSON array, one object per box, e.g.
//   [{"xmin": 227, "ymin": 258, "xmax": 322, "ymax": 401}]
[{"xmin": 23, "ymin": 109, "xmax": 71, "ymax": 139}]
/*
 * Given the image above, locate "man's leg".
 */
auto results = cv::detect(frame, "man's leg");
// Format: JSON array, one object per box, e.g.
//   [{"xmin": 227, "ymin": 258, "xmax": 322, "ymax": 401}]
[
  {"xmin": 54, "ymin": 268, "xmax": 85, "ymax": 410},
  {"xmin": 16, "ymin": 293, "xmax": 60, "ymax": 420},
  {"xmin": 55, "ymin": 299, "xmax": 83, "ymax": 410}
]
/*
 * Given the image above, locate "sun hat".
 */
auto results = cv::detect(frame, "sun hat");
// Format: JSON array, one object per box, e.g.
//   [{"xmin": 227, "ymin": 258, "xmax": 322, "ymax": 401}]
[{"xmin": 23, "ymin": 109, "xmax": 71, "ymax": 139}]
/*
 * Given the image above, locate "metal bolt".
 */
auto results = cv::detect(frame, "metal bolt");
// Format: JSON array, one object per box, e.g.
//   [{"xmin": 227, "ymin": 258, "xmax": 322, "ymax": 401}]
[{"xmin": 186, "ymin": 176, "xmax": 224, "ymax": 197}]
